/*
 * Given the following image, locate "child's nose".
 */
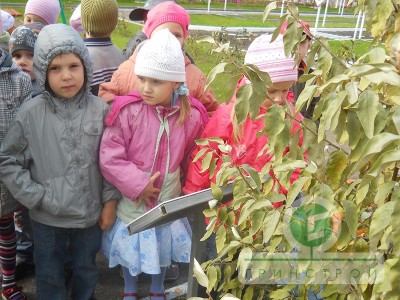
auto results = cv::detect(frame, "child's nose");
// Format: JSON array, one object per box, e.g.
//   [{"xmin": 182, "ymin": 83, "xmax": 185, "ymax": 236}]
[{"xmin": 61, "ymin": 70, "xmax": 72, "ymax": 80}]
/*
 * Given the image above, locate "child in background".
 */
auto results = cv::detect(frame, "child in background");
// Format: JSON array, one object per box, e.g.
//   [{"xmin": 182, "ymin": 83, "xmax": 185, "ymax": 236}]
[
  {"xmin": 99, "ymin": 29, "xmax": 207, "ymax": 300},
  {"xmin": 0, "ymin": 24, "xmax": 121, "ymax": 299},
  {"xmin": 1, "ymin": 10, "xmax": 16, "ymax": 34},
  {"xmin": 80, "ymin": 0, "xmax": 124, "ymax": 96},
  {"xmin": 9, "ymin": 23, "xmax": 44, "ymax": 97},
  {"xmin": 24, "ymin": 0, "xmax": 60, "ymax": 25},
  {"xmin": 0, "ymin": 46, "xmax": 32, "ymax": 299},
  {"xmin": 123, "ymin": 0, "xmax": 175, "ymax": 60},
  {"xmin": 8, "ymin": 22, "xmax": 44, "ymax": 280},
  {"xmin": 98, "ymin": 1, "xmax": 218, "ymax": 116},
  {"xmin": 69, "ymin": 4, "xmax": 84, "ymax": 35},
  {"xmin": 184, "ymin": 34, "xmax": 302, "ymax": 195}
]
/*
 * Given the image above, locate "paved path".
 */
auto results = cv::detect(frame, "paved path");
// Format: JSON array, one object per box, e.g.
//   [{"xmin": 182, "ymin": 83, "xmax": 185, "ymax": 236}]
[{"xmin": 17, "ymin": 255, "xmax": 189, "ymax": 299}]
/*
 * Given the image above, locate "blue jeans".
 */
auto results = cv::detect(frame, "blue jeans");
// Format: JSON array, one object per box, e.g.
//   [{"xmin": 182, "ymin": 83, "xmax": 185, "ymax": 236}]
[{"xmin": 31, "ymin": 220, "xmax": 101, "ymax": 300}]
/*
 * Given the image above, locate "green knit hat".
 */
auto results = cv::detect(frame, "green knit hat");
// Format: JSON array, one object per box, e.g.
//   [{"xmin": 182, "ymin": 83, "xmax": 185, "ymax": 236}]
[{"xmin": 81, "ymin": 0, "xmax": 118, "ymax": 37}]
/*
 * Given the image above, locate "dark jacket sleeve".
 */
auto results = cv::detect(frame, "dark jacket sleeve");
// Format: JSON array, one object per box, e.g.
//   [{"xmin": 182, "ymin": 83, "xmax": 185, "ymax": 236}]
[{"xmin": 122, "ymin": 31, "xmax": 147, "ymax": 60}]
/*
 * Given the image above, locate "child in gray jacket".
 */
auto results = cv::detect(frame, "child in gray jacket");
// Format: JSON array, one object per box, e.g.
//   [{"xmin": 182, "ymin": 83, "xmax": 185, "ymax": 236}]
[
  {"xmin": 0, "ymin": 47, "xmax": 31, "ymax": 300},
  {"xmin": 0, "ymin": 24, "xmax": 121, "ymax": 300}
]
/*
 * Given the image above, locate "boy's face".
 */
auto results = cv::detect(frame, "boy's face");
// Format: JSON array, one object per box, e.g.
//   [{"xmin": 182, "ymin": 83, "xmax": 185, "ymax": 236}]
[
  {"xmin": 24, "ymin": 14, "xmax": 47, "ymax": 25},
  {"xmin": 136, "ymin": 75, "xmax": 180, "ymax": 107},
  {"xmin": 47, "ymin": 53, "xmax": 85, "ymax": 99},
  {"xmin": 151, "ymin": 22, "xmax": 185, "ymax": 46},
  {"xmin": 12, "ymin": 49, "xmax": 35, "ymax": 80},
  {"xmin": 262, "ymin": 80, "xmax": 293, "ymax": 110}
]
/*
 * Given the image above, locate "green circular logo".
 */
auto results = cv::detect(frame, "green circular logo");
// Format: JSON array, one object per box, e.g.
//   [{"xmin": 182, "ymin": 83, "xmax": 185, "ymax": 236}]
[{"xmin": 289, "ymin": 203, "xmax": 332, "ymax": 248}]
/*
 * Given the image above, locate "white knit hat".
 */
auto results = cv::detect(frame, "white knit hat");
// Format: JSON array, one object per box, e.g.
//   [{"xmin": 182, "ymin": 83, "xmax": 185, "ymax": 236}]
[{"xmin": 134, "ymin": 29, "xmax": 185, "ymax": 82}]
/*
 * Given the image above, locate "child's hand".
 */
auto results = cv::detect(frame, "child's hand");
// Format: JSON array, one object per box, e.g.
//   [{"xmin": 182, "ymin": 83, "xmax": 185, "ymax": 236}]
[
  {"xmin": 136, "ymin": 172, "xmax": 161, "ymax": 208},
  {"xmin": 98, "ymin": 199, "xmax": 117, "ymax": 231}
]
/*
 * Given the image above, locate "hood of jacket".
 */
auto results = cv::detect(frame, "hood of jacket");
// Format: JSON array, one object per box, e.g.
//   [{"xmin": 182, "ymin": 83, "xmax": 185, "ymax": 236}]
[{"xmin": 33, "ymin": 24, "xmax": 93, "ymax": 98}]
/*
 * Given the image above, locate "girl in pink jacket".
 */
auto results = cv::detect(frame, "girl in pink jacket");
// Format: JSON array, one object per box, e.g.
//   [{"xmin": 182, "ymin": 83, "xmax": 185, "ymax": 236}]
[{"xmin": 99, "ymin": 29, "xmax": 207, "ymax": 300}]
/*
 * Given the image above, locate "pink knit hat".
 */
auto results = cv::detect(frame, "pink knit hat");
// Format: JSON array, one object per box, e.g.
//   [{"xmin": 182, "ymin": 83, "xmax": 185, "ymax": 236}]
[
  {"xmin": 143, "ymin": 1, "xmax": 190, "ymax": 39},
  {"xmin": 25, "ymin": 0, "xmax": 61, "ymax": 25},
  {"xmin": 244, "ymin": 34, "xmax": 297, "ymax": 83}
]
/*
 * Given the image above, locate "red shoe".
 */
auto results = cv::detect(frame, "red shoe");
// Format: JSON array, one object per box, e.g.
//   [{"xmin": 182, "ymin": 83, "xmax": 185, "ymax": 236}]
[
  {"xmin": 149, "ymin": 292, "xmax": 166, "ymax": 299},
  {"xmin": 2, "ymin": 286, "xmax": 27, "ymax": 300},
  {"xmin": 121, "ymin": 293, "xmax": 137, "ymax": 299}
]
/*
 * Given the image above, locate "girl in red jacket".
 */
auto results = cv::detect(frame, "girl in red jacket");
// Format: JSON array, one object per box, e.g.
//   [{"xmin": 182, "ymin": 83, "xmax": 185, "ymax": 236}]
[{"xmin": 184, "ymin": 33, "xmax": 303, "ymax": 196}]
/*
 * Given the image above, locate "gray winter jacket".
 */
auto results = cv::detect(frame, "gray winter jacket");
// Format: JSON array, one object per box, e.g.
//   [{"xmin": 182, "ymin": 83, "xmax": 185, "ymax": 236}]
[{"xmin": 0, "ymin": 24, "xmax": 121, "ymax": 228}]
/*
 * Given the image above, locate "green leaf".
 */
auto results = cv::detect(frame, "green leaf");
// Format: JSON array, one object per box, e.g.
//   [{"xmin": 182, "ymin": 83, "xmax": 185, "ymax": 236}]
[
  {"xmin": 262, "ymin": 1, "xmax": 277, "ymax": 22},
  {"xmin": 319, "ymin": 74, "xmax": 350, "ymax": 90},
  {"xmin": 220, "ymin": 294, "xmax": 241, "ymax": 300},
  {"xmin": 238, "ymin": 199, "xmax": 256, "ymax": 225},
  {"xmin": 274, "ymin": 160, "xmax": 307, "ymax": 172},
  {"xmin": 392, "ymin": 108, "xmax": 400, "ymax": 134},
  {"xmin": 264, "ymin": 104, "xmax": 286, "ymax": 150},
  {"xmin": 345, "ymin": 81, "xmax": 359, "ymax": 104},
  {"xmin": 286, "ymin": 177, "xmax": 309, "ymax": 207},
  {"xmin": 196, "ymin": 36, "xmax": 215, "ymax": 44},
  {"xmin": 243, "ymin": 286, "xmax": 254, "ymax": 300},
  {"xmin": 237, "ymin": 247, "xmax": 252, "ymax": 281},
  {"xmin": 201, "ymin": 151, "xmax": 212, "ymax": 173},
  {"xmin": 211, "ymin": 183, "xmax": 223, "ymax": 201},
  {"xmin": 325, "ymin": 150, "xmax": 348, "ymax": 190},
  {"xmin": 263, "ymin": 210, "xmax": 280, "ymax": 244},
  {"xmin": 250, "ymin": 210, "xmax": 265, "ymax": 236},
  {"xmin": 367, "ymin": 47, "xmax": 386, "ymax": 63},
  {"xmin": 207, "ymin": 265, "xmax": 218, "ymax": 291},
  {"xmin": 355, "ymin": 182, "xmax": 369, "ymax": 205},
  {"xmin": 235, "ymin": 84, "xmax": 251, "ymax": 124},
  {"xmin": 350, "ymin": 133, "xmax": 400, "ymax": 175},
  {"xmin": 282, "ymin": 21, "xmax": 300, "ymax": 57},
  {"xmin": 193, "ymin": 148, "xmax": 208, "ymax": 163},
  {"xmin": 369, "ymin": 201, "xmax": 395, "ymax": 250},
  {"xmin": 300, "ymin": 118, "xmax": 317, "ymax": 153},
  {"xmin": 205, "ymin": 62, "xmax": 227, "ymax": 92},
  {"xmin": 343, "ymin": 200, "xmax": 358, "ymax": 238},
  {"xmin": 216, "ymin": 225, "xmax": 228, "ymax": 254},
  {"xmin": 367, "ymin": 149, "xmax": 400, "ymax": 177},
  {"xmin": 242, "ymin": 164, "xmax": 262, "ymax": 191},
  {"xmin": 269, "ymin": 289, "xmax": 291, "ymax": 299},
  {"xmin": 373, "ymin": 181, "xmax": 396, "ymax": 206},
  {"xmin": 193, "ymin": 258, "xmax": 209, "ymax": 288},
  {"xmin": 347, "ymin": 111, "xmax": 362, "ymax": 149},
  {"xmin": 295, "ymin": 85, "xmax": 318, "ymax": 114},
  {"xmin": 218, "ymin": 241, "xmax": 241, "ymax": 259},
  {"xmin": 201, "ymin": 217, "xmax": 216, "ymax": 241},
  {"xmin": 356, "ymin": 90, "xmax": 380, "ymax": 139}
]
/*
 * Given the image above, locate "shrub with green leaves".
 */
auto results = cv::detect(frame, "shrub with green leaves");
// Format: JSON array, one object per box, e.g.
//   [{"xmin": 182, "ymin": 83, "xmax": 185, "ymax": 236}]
[{"xmin": 190, "ymin": 1, "xmax": 400, "ymax": 299}]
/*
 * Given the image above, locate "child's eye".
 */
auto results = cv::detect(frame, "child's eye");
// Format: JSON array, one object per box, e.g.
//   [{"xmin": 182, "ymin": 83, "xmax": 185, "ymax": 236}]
[
  {"xmin": 49, "ymin": 66, "xmax": 60, "ymax": 71},
  {"xmin": 152, "ymin": 79, "xmax": 161, "ymax": 85},
  {"xmin": 13, "ymin": 54, "xmax": 21, "ymax": 59},
  {"xmin": 70, "ymin": 64, "xmax": 80, "ymax": 69},
  {"xmin": 137, "ymin": 75, "xmax": 145, "ymax": 82}
]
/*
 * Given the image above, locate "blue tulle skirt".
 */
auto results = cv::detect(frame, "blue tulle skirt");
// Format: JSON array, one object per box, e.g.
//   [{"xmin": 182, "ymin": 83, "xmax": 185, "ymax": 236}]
[{"xmin": 101, "ymin": 217, "xmax": 192, "ymax": 276}]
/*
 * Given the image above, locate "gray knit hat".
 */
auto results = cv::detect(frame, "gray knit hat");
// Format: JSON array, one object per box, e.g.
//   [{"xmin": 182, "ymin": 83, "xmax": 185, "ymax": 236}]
[
  {"xmin": 134, "ymin": 29, "xmax": 185, "ymax": 82},
  {"xmin": 9, "ymin": 22, "xmax": 44, "ymax": 55}
]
